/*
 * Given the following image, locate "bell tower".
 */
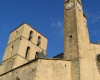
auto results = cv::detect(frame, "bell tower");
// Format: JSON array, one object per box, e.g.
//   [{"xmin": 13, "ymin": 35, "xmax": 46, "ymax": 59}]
[
  {"xmin": 0, "ymin": 23, "xmax": 48, "ymax": 74},
  {"xmin": 64, "ymin": 0, "xmax": 94, "ymax": 80}
]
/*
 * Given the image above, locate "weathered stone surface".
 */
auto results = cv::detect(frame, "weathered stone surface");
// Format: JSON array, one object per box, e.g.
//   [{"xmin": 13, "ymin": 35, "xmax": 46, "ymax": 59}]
[
  {"xmin": 0, "ymin": 0, "xmax": 100, "ymax": 80},
  {"xmin": 0, "ymin": 23, "xmax": 48, "ymax": 74},
  {"xmin": 64, "ymin": 0, "xmax": 100, "ymax": 80},
  {"xmin": 0, "ymin": 59, "xmax": 71, "ymax": 80}
]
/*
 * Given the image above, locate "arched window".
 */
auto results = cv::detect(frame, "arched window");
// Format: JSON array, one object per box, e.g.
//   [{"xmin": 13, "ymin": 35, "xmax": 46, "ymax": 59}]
[
  {"xmin": 28, "ymin": 31, "xmax": 33, "ymax": 41},
  {"xmin": 37, "ymin": 36, "xmax": 41, "ymax": 46},
  {"xmin": 25, "ymin": 46, "xmax": 30, "ymax": 59},
  {"xmin": 96, "ymin": 55, "xmax": 100, "ymax": 74},
  {"xmin": 35, "ymin": 52, "xmax": 39, "ymax": 59}
]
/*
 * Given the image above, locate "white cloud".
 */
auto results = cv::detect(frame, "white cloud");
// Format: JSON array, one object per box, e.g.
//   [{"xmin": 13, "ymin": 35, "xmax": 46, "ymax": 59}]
[
  {"xmin": 86, "ymin": 9, "xmax": 100, "ymax": 24},
  {"xmin": 91, "ymin": 30, "xmax": 100, "ymax": 36},
  {"xmin": 51, "ymin": 22, "xmax": 56, "ymax": 26},
  {"xmin": 91, "ymin": 16, "xmax": 100, "ymax": 24},
  {"xmin": 51, "ymin": 19, "xmax": 64, "ymax": 28},
  {"xmin": 57, "ymin": 20, "xmax": 62, "ymax": 27},
  {"xmin": 51, "ymin": 19, "xmax": 64, "ymax": 36}
]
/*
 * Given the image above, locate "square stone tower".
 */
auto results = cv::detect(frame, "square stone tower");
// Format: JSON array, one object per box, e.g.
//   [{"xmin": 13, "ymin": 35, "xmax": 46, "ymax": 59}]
[
  {"xmin": 0, "ymin": 23, "xmax": 48, "ymax": 74},
  {"xmin": 64, "ymin": 0, "xmax": 100, "ymax": 80}
]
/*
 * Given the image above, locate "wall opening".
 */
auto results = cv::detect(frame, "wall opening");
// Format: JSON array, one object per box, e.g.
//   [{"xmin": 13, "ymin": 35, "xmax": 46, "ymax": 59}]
[
  {"xmin": 96, "ymin": 54, "xmax": 100, "ymax": 74},
  {"xmin": 37, "ymin": 36, "xmax": 41, "ymax": 46},
  {"xmin": 28, "ymin": 31, "xmax": 33, "ymax": 41},
  {"xmin": 25, "ymin": 46, "xmax": 30, "ymax": 60},
  {"xmin": 97, "ymin": 55, "xmax": 100, "ymax": 62},
  {"xmin": 35, "ymin": 52, "xmax": 39, "ymax": 59},
  {"xmin": 69, "ymin": 35, "xmax": 72, "ymax": 38},
  {"xmin": 16, "ymin": 77, "xmax": 20, "ymax": 80}
]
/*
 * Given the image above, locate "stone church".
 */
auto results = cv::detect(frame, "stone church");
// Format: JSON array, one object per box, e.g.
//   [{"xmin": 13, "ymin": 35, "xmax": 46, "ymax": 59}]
[{"xmin": 0, "ymin": 0, "xmax": 100, "ymax": 80}]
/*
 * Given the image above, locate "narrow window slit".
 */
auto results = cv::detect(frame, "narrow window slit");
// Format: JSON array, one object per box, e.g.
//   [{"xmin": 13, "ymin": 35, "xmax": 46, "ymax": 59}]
[
  {"xmin": 28, "ymin": 31, "xmax": 33, "ymax": 41},
  {"xmin": 25, "ymin": 46, "xmax": 30, "ymax": 59},
  {"xmin": 37, "ymin": 36, "xmax": 41, "ymax": 46}
]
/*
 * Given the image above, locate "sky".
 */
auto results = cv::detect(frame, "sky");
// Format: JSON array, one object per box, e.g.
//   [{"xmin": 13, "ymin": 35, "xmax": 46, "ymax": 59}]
[{"xmin": 0, "ymin": 0, "xmax": 100, "ymax": 62}]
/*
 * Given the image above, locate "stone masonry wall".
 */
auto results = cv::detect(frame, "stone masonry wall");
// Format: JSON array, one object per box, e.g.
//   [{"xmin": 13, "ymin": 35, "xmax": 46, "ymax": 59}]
[{"xmin": 0, "ymin": 59, "xmax": 71, "ymax": 80}]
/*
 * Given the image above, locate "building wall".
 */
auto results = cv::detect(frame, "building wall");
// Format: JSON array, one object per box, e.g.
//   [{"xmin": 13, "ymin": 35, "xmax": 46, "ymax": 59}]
[
  {"xmin": 3, "ymin": 38, "xmax": 20, "ymax": 61},
  {"xmin": 7, "ymin": 24, "xmax": 24, "ymax": 44},
  {"xmin": 0, "ymin": 55, "xmax": 28, "ymax": 74},
  {"xmin": 0, "ymin": 59, "xmax": 71, "ymax": 80},
  {"xmin": 36, "ymin": 59, "xmax": 71, "ymax": 80},
  {"xmin": 18, "ymin": 37, "xmax": 47, "ymax": 60},
  {"xmin": 90, "ymin": 43, "xmax": 100, "ymax": 80},
  {"xmin": 0, "ymin": 60, "xmax": 37, "ymax": 80},
  {"xmin": 64, "ymin": 0, "xmax": 83, "ymax": 80},
  {"xmin": 22, "ymin": 24, "xmax": 48, "ymax": 51},
  {"xmin": 64, "ymin": 0, "xmax": 100, "ymax": 80},
  {"xmin": 75, "ymin": 0, "xmax": 94, "ymax": 80},
  {"xmin": 75, "ymin": 0, "xmax": 100, "ymax": 80}
]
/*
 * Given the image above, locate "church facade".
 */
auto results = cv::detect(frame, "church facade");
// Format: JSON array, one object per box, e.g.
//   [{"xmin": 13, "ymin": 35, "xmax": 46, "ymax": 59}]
[{"xmin": 0, "ymin": 0, "xmax": 100, "ymax": 80}]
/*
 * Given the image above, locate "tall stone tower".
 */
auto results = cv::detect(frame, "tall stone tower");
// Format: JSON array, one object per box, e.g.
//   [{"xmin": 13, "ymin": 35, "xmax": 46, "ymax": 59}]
[
  {"xmin": 0, "ymin": 0, "xmax": 100, "ymax": 80},
  {"xmin": 0, "ymin": 23, "xmax": 48, "ymax": 74},
  {"xmin": 64, "ymin": 0, "xmax": 94, "ymax": 80}
]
